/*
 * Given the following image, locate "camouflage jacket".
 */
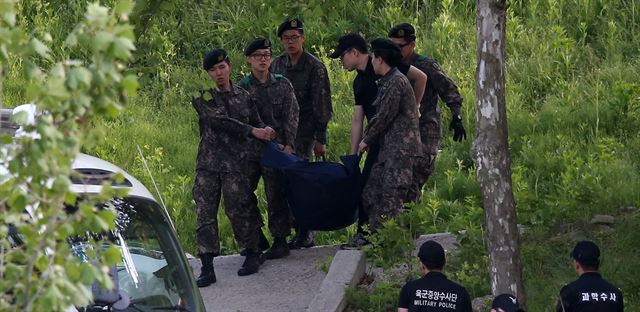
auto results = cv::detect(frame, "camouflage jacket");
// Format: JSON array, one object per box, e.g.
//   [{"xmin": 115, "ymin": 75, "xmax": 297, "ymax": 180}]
[
  {"xmin": 191, "ymin": 84, "xmax": 264, "ymax": 172},
  {"xmin": 270, "ymin": 51, "xmax": 332, "ymax": 144},
  {"xmin": 409, "ymin": 53, "xmax": 463, "ymax": 138},
  {"xmin": 238, "ymin": 73, "xmax": 299, "ymax": 148},
  {"xmin": 363, "ymin": 68, "xmax": 422, "ymax": 161}
]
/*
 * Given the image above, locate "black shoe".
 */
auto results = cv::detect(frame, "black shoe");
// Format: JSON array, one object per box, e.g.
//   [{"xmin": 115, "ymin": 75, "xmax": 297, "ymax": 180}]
[
  {"xmin": 288, "ymin": 229, "xmax": 315, "ymax": 249},
  {"xmin": 265, "ymin": 237, "xmax": 290, "ymax": 260},
  {"xmin": 237, "ymin": 251, "xmax": 264, "ymax": 276},
  {"xmin": 240, "ymin": 230, "xmax": 271, "ymax": 256},
  {"xmin": 340, "ymin": 233, "xmax": 370, "ymax": 250},
  {"xmin": 196, "ymin": 253, "xmax": 216, "ymax": 287}
]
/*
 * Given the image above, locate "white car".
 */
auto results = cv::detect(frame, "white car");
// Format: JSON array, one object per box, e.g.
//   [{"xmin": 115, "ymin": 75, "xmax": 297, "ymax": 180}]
[{"xmin": 2, "ymin": 106, "xmax": 206, "ymax": 312}]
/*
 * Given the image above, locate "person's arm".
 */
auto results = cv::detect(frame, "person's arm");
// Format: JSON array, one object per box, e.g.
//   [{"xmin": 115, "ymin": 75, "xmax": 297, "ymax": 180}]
[
  {"xmin": 397, "ymin": 283, "xmax": 410, "ymax": 312},
  {"xmin": 350, "ymin": 106, "xmax": 365, "ymax": 154},
  {"xmin": 362, "ymin": 78, "xmax": 402, "ymax": 146},
  {"xmin": 397, "ymin": 309, "xmax": 409, "ymax": 312},
  {"xmin": 429, "ymin": 62, "xmax": 463, "ymax": 116},
  {"xmin": 556, "ymin": 286, "xmax": 570, "ymax": 312},
  {"xmin": 310, "ymin": 62, "xmax": 332, "ymax": 146},
  {"xmin": 406, "ymin": 65, "xmax": 426, "ymax": 108}
]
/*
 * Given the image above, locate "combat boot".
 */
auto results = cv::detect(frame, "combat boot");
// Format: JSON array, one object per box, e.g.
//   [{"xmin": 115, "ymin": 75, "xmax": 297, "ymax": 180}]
[
  {"xmin": 237, "ymin": 250, "xmax": 264, "ymax": 276},
  {"xmin": 264, "ymin": 237, "xmax": 290, "ymax": 259},
  {"xmin": 289, "ymin": 229, "xmax": 315, "ymax": 249},
  {"xmin": 240, "ymin": 230, "xmax": 270, "ymax": 256},
  {"xmin": 196, "ymin": 253, "xmax": 216, "ymax": 287}
]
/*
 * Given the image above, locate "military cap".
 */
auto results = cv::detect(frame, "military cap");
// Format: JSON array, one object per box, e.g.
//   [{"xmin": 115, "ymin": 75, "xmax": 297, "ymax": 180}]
[
  {"xmin": 244, "ymin": 37, "xmax": 272, "ymax": 56},
  {"xmin": 571, "ymin": 240, "xmax": 600, "ymax": 263},
  {"xmin": 203, "ymin": 48, "xmax": 228, "ymax": 70},
  {"xmin": 329, "ymin": 32, "xmax": 368, "ymax": 59},
  {"xmin": 388, "ymin": 23, "xmax": 417, "ymax": 41},
  {"xmin": 277, "ymin": 18, "xmax": 304, "ymax": 37},
  {"xmin": 370, "ymin": 37, "xmax": 401, "ymax": 55},
  {"xmin": 492, "ymin": 294, "xmax": 524, "ymax": 312},
  {"xmin": 417, "ymin": 240, "xmax": 446, "ymax": 269}
]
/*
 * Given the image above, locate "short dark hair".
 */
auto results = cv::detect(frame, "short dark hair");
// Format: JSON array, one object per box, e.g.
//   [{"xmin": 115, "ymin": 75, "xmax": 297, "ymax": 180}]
[
  {"xmin": 370, "ymin": 38, "xmax": 402, "ymax": 67},
  {"xmin": 571, "ymin": 240, "xmax": 600, "ymax": 270},
  {"xmin": 418, "ymin": 240, "xmax": 446, "ymax": 270}
]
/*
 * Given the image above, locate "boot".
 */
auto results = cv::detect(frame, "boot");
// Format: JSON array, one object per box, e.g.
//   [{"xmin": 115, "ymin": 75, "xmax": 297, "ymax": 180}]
[
  {"xmin": 241, "ymin": 229, "xmax": 270, "ymax": 256},
  {"xmin": 196, "ymin": 253, "xmax": 216, "ymax": 287},
  {"xmin": 288, "ymin": 229, "xmax": 315, "ymax": 249},
  {"xmin": 264, "ymin": 237, "xmax": 290, "ymax": 260},
  {"xmin": 237, "ymin": 250, "xmax": 264, "ymax": 276}
]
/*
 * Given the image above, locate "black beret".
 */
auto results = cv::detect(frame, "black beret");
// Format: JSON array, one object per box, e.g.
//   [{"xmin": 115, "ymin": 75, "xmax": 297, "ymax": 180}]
[
  {"xmin": 277, "ymin": 18, "xmax": 304, "ymax": 37},
  {"xmin": 244, "ymin": 37, "xmax": 272, "ymax": 56},
  {"xmin": 329, "ymin": 33, "xmax": 368, "ymax": 59},
  {"xmin": 417, "ymin": 240, "xmax": 446, "ymax": 269},
  {"xmin": 203, "ymin": 48, "xmax": 228, "ymax": 70},
  {"xmin": 370, "ymin": 37, "xmax": 401, "ymax": 55},
  {"xmin": 388, "ymin": 23, "xmax": 416, "ymax": 41}
]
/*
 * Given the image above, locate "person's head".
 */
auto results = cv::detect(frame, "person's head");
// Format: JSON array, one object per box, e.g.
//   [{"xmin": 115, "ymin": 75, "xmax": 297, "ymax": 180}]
[
  {"xmin": 245, "ymin": 37, "xmax": 273, "ymax": 73},
  {"xmin": 203, "ymin": 48, "xmax": 231, "ymax": 87},
  {"xmin": 329, "ymin": 33, "xmax": 368, "ymax": 71},
  {"xmin": 417, "ymin": 240, "xmax": 446, "ymax": 272},
  {"xmin": 277, "ymin": 18, "xmax": 305, "ymax": 55},
  {"xmin": 370, "ymin": 37, "xmax": 402, "ymax": 76},
  {"xmin": 388, "ymin": 23, "xmax": 417, "ymax": 60},
  {"xmin": 491, "ymin": 293, "xmax": 524, "ymax": 312},
  {"xmin": 571, "ymin": 240, "xmax": 600, "ymax": 274}
]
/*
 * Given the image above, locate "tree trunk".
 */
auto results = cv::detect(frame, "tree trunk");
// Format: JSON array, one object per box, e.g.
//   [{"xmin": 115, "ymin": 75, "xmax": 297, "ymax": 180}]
[{"xmin": 473, "ymin": 0, "xmax": 527, "ymax": 306}]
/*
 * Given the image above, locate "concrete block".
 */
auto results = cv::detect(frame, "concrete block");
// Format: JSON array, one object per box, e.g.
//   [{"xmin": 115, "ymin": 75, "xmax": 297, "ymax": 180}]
[{"xmin": 307, "ymin": 250, "xmax": 366, "ymax": 312}]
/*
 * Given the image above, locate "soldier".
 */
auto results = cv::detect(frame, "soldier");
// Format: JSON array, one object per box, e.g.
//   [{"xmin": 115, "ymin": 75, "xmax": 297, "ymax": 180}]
[
  {"xmin": 556, "ymin": 241, "xmax": 624, "ymax": 312},
  {"xmin": 192, "ymin": 48, "xmax": 275, "ymax": 287},
  {"xmin": 398, "ymin": 240, "xmax": 473, "ymax": 312},
  {"xmin": 328, "ymin": 32, "xmax": 427, "ymax": 247},
  {"xmin": 357, "ymin": 38, "xmax": 422, "ymax": 233},
  {"xmin": 271, "ymin": 17, "xmax": 332, "ymax": 248},
  {"xmin": 389, "ymin": 23, "xmax": 466, "ymax": 203},
  {"xmin": 239, "ymin": 37, "xmax": 299, "ymax": 260}
]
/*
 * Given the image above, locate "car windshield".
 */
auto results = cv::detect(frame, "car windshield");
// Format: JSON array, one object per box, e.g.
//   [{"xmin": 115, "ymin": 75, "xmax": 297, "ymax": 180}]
[{"xmin": 74, "ymin": 197, "xmax": 198, "ymax": 311}]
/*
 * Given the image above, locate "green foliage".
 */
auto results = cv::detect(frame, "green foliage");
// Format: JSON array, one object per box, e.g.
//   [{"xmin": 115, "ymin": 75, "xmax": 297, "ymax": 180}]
[{"xmin": 0, "ymin": 0, "xmax": 136, "ymax": 310}]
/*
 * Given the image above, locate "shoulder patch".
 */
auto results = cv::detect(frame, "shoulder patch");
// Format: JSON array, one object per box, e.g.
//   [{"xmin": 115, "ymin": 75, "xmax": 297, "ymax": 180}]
[
  {"xmin": 417, "ymin": 54, "xmax": 428, "ymax": 62},
  {"xmin": 241, "ymin": 76, "xmax": 251, "ymax": 89},
  {"xmin": 273, "ymin": 74, "xmax": 284, "ymax": 80}
]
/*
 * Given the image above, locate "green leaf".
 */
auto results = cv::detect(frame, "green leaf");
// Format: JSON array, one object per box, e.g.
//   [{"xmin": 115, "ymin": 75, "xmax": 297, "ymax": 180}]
[
  {"xmin": 103, "ymin": 246, "xmax": 121, "ymax": 265},
  {"xmin": 79, "ymin": 262, "xmax": 97, "ymax": 284},
  {"xmin": 30, "ymin": 38, "xmax": 51, "ymax": 58},
  {"xmin": 69, "ymin": 67, "xmax": 92, "ymax": 89},
  {"xmin": 122, "ymin": 74, "xmax": 138, "ymax": 95},
  {"xmin": 111, "ymin": 37, "xmax": 135, "ymax": 60},
  {"xmin": 93, "ymin": 31, "xmax": 115, "ymax": 52},
  {"xmin": 114, "ymin": 0, "xmax": 135, "ymax": 17}
]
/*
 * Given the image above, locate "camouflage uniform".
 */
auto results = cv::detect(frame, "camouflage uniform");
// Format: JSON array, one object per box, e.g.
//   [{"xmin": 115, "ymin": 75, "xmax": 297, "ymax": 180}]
[
  {"xmin": 239, "ymin": 73, "xmax": 299, "ymax": 238},
  {"xmin": 407, "ymin": 53, "xmax": 463, "ymax": 201},
  {"xmin": 361, "ymin": 68, "xmax": 422, "ymax": 230},
  {"xmin": 192, "ymin": 85, "xmax": 264, "ymax": 256},
  {"xmin": 270, "ymin": 51, "xmax": 332, "ymax": 159}
]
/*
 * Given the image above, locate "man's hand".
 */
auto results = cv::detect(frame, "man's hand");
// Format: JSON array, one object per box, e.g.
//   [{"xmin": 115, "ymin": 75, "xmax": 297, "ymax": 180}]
[
  {"xmin": 313, "ymin": 142, "xmax": 326, "ymax": 157},
  {"xmin": 283, "ymin": 145, "xmax": 295, "ymax": 154},
  {"xmin": 251, "ymin": 127, "xmax": 272, "ymax": 141},
  {"xmin": 449, "ymin": 116, "xmax": 466, "ymax": 142},
  {"xmin": 265, "ymin": 126, "xmax": 276, "ymax": 140},
  {"xmin": 358, "ymin": 141, "xmax": 368, "ymax": 153}
]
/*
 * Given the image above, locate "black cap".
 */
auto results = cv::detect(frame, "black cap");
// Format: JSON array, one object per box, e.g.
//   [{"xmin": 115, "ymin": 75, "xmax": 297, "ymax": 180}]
[
  {"xmin": 244, "ymin": 37, "xmax": 272, "ymax": 56},
  {"xmin": 388, "ymin": 23, "xmax": 416, "ymax": 42},
  {"xmin": 571, "ymin": 240, "xmax": 600, "ymax": 263},
  {"xmin": 277, "ymin": 18, "xmax": 304, "ymax": 37},
  {"xmin": 203, "ymin": 48, "xmax": 228, "ymax": 70},
  {"xmin": 329, "ymin": 33, "xmax": 368, "ymax": 59},
  {"xmin": 417, "ymin": 240, "xmax": 445, "ymax": 269},
  {"xmin": 492, "ymin": 294, "xmax": 524, "ymax": 312}
]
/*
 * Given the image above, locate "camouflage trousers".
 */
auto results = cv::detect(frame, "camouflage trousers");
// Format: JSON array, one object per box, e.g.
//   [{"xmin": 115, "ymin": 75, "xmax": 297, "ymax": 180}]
[
  {"xmin": 362, "ymin": 156, "xmax": 415, "ymax": 231},
  {"xmin": 407, "ymin": 124, "xmax": 441, "ymax": 203},
  {"xmin": 248, "ymin": 162, "xmax": 292, "ymax": 238},
  {"xmin": 193, "ymin": 169, "xmax": 261, "ymax": 256},
  {"xmin": 294, "ymin": 121, "xmax": 316, "ymax": 160}
]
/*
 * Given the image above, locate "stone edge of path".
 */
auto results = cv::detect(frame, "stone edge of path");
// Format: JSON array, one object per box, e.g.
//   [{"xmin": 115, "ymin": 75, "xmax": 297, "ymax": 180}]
[{"xmin": 306, "ymin": 249, "xmax": 366, "ymax": 312}]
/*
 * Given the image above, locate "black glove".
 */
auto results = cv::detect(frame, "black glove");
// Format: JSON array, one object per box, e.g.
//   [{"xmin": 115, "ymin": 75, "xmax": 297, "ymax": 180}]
[{"xmin": 449, "ymin": 115, "xmax": 466, "ymax": 142}]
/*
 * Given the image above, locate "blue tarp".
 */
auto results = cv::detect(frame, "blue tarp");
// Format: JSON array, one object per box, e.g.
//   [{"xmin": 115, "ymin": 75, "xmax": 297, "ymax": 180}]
[{"xmin": 260, "ymin": 143, "xmax": 361, "ymax": 231}]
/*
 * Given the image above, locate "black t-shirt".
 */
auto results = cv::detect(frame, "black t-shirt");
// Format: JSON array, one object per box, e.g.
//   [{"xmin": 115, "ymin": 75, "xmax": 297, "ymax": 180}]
[
  {"xmin": 556, "ymin": 272, "xmax": 624, "ymax": 312},
  {"xmin": 353, "ymin": 56, "xmax": 410, "ymax": 121},
  {"xmin": 398, "ymin": 272, "xmax": 472, "ymax": 312}
]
